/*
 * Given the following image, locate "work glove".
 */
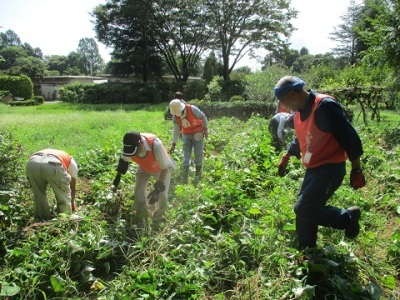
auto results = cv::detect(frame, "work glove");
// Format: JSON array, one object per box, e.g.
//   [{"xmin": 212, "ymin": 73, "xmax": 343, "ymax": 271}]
[
  {"xmin": 148, "ymin": 189, "xmax": 160, "ymax": 204},
  {"xmin": 350, "ymin": 168, "xmax": 366, "ymax": 189},
  {"xmin": 278, "ymin": 153, "xmax": 291, "ymax": 177},
  {"xmin": 112, "ymin": 173, "xmax": 121, "ymax": 192},
  {"xmin": 154, "ymin": 181, "xmax": 166, "ymax": 192}
]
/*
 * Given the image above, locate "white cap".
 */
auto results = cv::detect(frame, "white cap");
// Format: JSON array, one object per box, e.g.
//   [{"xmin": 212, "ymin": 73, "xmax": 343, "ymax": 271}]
[{"xmin": 169, "ymin": 99, "xmax": 185, "ymax": 116}]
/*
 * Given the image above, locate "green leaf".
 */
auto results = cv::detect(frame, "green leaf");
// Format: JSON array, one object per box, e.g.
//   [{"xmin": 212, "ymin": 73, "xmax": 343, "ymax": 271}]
[
  {"xmin": 248, "ymin": 207, "xmax": 261, "ymax": 215},
  {"xmin": 0, "ymin": 282, "xmax": 21, "ymax": 296},
  {"xmin": 382, "ymin": 275, "xmax": 395, "ymax": 289},
  {"xmin": 50, "ymin": 275, "xmax": 67, "ymax": 292}
]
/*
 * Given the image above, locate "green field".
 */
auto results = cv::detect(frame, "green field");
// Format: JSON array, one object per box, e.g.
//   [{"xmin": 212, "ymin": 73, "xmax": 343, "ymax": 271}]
[{"xmin": 0, "ymin": 102, "xmax": 399, "ymax": 299}]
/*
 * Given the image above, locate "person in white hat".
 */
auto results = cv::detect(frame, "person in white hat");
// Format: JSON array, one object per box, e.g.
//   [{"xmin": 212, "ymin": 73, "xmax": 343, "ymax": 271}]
[
  {"xmin": 169, "ymin": 99, "xmax": 208, "ymax": 184},
  {"xmin": 112, "ymin": 131, "xmax": 176, "ymax": 230},
  {"xmin": 26, "ymin": 149, "xmax": 78, "ymax": 221}
]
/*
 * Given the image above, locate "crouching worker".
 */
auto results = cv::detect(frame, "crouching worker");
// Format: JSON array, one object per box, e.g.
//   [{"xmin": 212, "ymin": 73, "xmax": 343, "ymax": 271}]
[
  {"xmin": 268, "ymin": 112, "xmax": 295, "ymax": 151},
  {"xmin": 112, "ymin": 131, "xmax": 176, "ymax": 230},
  {"xmin": 26, "ymin": 149, "xmax": 78, "ymax": 221}
]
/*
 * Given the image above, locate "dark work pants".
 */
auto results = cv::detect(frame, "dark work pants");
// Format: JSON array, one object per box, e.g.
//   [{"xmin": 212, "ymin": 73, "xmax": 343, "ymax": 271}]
[{"xmin": 294, "ymin": 162, "xmax": 351, "ymax": 249}]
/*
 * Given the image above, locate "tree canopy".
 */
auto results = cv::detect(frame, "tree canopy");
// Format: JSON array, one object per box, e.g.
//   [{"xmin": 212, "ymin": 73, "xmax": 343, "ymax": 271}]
[{"xmin": 92, "ymin": 0, "xmax": 297, "ymax": 81}]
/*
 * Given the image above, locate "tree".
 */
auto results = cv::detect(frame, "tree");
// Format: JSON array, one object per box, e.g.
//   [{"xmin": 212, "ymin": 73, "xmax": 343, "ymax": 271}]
[
  {"xmin": 359, "ymin": 0, "xmax": 400, "ymax": 70},
  {"xmin": 205, "ymin": 0, "xmax": 297, "ymax": 80},
  {"xmin": 299, "ymin": 47, "xmax": 309, "ymax": 56},
  {"xmin": 93, "ymin": 0, "xmax": 211, "ymax": 82},
  {"xmin": 329, "ymin": 0, "xmax": 364, "ymax": 65},
  {"xmin": 230, "ymin": 66, "xmax": 252, "ymax": 81},
  {"xmin": 150, "ymin": 0, "xmax": 212, "ymax": 81},
  {"xmin": 202, "ymin": 51, "xmax": 223, "ymax": 83},
  {"xmin": 12, "ymin": 56, "xmax": 46, "ymax": 79},
  {"xmin": 0, "ymin": 30, "xmax": 21, "ymax": 49},
  {"xmin": 92, "ymin": 0, "xmax": 163, "ymax": 81},
  {"xmin": 0, "ymin": 46, "xmax": 27, "ymax": 70},
  {"xmin": 45, "ymin": 55, "xmax": 69, "ymax": 75},
  {"xmin": 22, "ymin": 42, "xmax": 43, "ymax": 59},
  {"xmin": 77, "ymin": 38, "xmax": 104, "ymax": 76},
  {"xmin": 65, "ymin": 52, "xmax": 86, "ymax": 75},
  {"xmin": 291, "ymin": 53, "xmax": 339, "ymax": 74}
]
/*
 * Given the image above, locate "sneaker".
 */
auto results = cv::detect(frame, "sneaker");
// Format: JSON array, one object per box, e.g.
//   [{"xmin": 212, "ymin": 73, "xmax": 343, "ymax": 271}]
[{"xmin": 345, "ymin": 206, "xmax": 361, "ymax": 239}]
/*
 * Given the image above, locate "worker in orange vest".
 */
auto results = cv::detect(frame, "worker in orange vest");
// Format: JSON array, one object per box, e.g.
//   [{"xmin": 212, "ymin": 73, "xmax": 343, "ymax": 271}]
[
  {"xmin": 274, "ymin": 76, "xmax": 366, "ymax": 250},
  {"xmin": 169, "ymin": 99, "xmax": 208, "ymax": 184},
  {"xmin": 26, "ymin": 149, "xmax": 78, "ymax": 221},
  {"xmin": 112, "ymin": 131, "xmax": 176, "ymax": 230}
]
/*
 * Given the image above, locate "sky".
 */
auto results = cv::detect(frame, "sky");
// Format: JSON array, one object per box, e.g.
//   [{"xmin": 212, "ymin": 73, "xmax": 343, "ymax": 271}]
[{"xmin": 0, "ymin": 0, "xmax": 360, "ymax": 71}]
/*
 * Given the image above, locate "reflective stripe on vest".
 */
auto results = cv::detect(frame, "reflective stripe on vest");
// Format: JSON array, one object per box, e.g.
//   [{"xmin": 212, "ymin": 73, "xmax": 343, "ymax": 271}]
[
  {"xmin": 294, "ymin": 94, "xmax": 347, "ymax": 168},
  {"xmin": 131, "ymin": 134, "xmax": 161, "ymax": 173}
]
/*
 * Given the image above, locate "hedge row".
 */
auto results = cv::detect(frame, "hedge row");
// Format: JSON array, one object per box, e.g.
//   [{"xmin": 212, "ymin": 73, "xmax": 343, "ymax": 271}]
[
  {"xmin": 59, "ymin": 81, "xmax": 207, "ymax": 104},
  {"xmin": 164, "ymin": 100, "xmax": 277, "ymax": 121},
  {"xmin": 58, "ymin": 80, "xmax": 247, "ymax": 105},
  {"xmin": 0, "ymin": 75, "xmax": 33, "ymax": 100}
]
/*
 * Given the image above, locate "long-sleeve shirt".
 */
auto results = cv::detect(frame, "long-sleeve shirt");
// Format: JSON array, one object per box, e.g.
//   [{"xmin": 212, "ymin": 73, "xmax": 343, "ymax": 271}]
[
  {"xmin": 172, "ymin": 105, "xmax": 208, "ymax": 144},
  {"xmin": 287, "ymin": 91, "xmax": 363, "ymax": 162}
]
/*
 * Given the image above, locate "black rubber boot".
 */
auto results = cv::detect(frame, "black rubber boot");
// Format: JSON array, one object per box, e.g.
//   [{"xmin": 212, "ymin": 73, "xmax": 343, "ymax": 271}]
[{"xmin": 194, "ymin": 165, "xmax": 202, "ymax": 185}]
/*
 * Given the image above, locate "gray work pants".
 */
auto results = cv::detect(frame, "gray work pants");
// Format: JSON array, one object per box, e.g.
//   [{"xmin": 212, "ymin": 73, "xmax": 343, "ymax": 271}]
[
  {"xmin": 134, "ymin": 166, "xmax": 171, "ymax": 222},
  {"xmin": 26, "ymin": 154, "xmax": 72, "ymax": 221}
]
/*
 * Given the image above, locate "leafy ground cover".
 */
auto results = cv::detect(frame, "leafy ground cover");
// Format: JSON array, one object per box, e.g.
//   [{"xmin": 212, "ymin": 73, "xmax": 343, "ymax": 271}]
[{"xmin": 0, "ymin": 103, "xmax": 399, "ymax": 299}]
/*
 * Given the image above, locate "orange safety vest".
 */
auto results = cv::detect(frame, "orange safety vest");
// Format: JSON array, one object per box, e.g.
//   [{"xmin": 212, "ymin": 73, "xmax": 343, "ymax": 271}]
[
  {"xmin": 35, "ymin": 149, "xmax": 72, "ymax": 170},
  {"xmin": 131, "ymin": 134, "xmax": 162, "ymax": 173},
  {"xmin": 175, "ymin": 104, "xmax": 203, "ymax": 134},
  {"xmin": 294, "ymin": 94, "xmax": 347, "ymax": 168}
]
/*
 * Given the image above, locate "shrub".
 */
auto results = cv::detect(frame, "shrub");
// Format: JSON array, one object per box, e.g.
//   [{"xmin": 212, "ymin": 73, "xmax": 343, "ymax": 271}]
[
  {"xmin": 229, "ymin": 95, "xmax": 245, "ymax": 102},
  {"xmin": 244, "ymin": 66, "xmax": 289, "ymax": 102},
  {"xmin": 164, "ymin": 100, "xmax": 276, "ymax": 121},
  {"xmin": 0, "ymin": 75, "xmax": 33, "ymax": 100},
  {"xmin": 8, "ymin": 100, "xmax": 36, "ymax": 106},
  {"xmin": 383, "ymin": 126, "xmax": 400, "ymax": 149},
  {"xmin": 34, "ymin": 95, "xmax": 44, "ymax": 104}
]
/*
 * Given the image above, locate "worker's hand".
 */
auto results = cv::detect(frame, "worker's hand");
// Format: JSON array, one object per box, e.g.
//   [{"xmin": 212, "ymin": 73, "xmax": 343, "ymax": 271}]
[
  {"xmin": 278, "ymin": 153, "xmax": 291, "ymax": 177},
  {"xmin": 203, "ymin": 129, "xmax": 209, "ymax": 139},
  {"xmin": 148, "ymin": 189, "xmax": 160, "ymax": 204},
  {"xmin": 154, "ymin": 181, "xmax": 165, "ymax": 192},
  {"xmin": 169, "ymin": 143, "xmax": 176, "ymax": 153},
  {"xmin": 280, "ymin": 139, "xmax": 286, "ymax": 146},
  {"xmin": 112, "ymin": 173, "xmax": 121, "ymax": 191},
  {"xmin": 350, "ymin": 168, "xmax": 366, "ymax": 189}
]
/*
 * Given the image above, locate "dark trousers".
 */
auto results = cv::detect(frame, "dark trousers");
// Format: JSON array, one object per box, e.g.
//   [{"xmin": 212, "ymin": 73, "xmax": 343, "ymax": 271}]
[{"xmin": 294, "ymin": 162, "xmax": 351, "ymax": 249}]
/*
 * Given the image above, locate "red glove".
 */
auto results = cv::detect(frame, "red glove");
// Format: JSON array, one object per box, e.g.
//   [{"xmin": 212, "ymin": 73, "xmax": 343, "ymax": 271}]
[
  {"xmin": 278, "ymin": 153, "xmax": 291, "ymax": 177},
  {"xmin": 350, "ymin": 168, "xmax": 366, "ymax": 189}
]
